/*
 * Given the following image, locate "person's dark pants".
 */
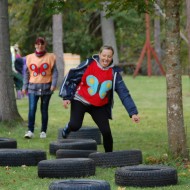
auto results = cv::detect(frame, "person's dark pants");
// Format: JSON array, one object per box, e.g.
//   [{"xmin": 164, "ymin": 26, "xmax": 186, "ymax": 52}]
[
  {"xmin": 68, "ymin": 100, "xmax": 113, "ymax": 152},
  {"xmin": 28, "ymin": 93, "xmax": 52, "ymax": 133},
  {"xmin": 13, "ymin": 72, "xmax": 23, "ymax": 90}
]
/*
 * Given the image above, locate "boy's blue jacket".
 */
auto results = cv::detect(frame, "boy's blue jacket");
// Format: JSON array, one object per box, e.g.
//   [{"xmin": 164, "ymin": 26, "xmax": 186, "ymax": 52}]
[{"xmin": 59, "ymin": 55, "xmax": 138, "ymax": 119}]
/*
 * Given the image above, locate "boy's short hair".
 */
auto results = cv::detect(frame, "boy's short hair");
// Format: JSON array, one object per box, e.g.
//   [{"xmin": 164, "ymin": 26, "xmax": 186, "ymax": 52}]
[
  {"xmin": 99, "ymin": 45, "xmax": 114, "ymax": 55},
  {"xmin": 35, "ymin": 37, "xmax": 46, "ymax": 45}
]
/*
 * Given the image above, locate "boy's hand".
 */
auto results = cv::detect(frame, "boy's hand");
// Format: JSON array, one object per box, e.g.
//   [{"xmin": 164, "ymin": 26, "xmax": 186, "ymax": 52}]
[
  {"xmin": 63, "ymin": 100, "xmax": 71, "ymax": 109},
  {"xmin": 22, "ymin": 89, "xmax": 27, "ymax": 95},
  {"xmin": 132, "ymin": 114, "xmax": 140, "ymax": 123},
  {"xmin": 50, "ymin": 86, "xmax": 56, "ymax": 91}
]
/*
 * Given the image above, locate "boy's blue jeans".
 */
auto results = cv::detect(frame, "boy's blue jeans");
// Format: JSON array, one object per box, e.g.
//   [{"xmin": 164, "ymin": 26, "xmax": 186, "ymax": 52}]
[{"xmin": 28, "ymin": 93, "xmax": 52, "ymax": 133}]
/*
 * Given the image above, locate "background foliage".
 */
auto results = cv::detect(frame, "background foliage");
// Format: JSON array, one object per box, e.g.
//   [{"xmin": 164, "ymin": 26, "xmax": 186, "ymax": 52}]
[{"xmin": 8, "ymin": 0, "xmax": 189, "ymax": 72}]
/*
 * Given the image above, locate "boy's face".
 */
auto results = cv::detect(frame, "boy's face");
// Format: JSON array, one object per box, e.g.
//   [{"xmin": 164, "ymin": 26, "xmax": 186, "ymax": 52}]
[
  {"xmin": 35, "ymin": 43, "xmax": 46, "ymax": 52},
  {"xmin": 99, "ymin": 49, "xmax": 113, "ymax": 68}
]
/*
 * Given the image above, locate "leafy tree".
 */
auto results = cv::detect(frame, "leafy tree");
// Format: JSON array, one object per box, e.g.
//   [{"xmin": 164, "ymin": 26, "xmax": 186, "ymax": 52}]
[
  {"xmin": 22, "ymin": 0, "xmax": 52, "ymax": 55},
  {"xmin": 8, "ymin": 0, "xmax": 35, "ymax": 54},
  {"xmin": 8, "ymin": 0, "xmax": 189, "ymax": 72},
  {"xmin": 104, "ymin": 0, "xmax": 155, "ymax": 16}
]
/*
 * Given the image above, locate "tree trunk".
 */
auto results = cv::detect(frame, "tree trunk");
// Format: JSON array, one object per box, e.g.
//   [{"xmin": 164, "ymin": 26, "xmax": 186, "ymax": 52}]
[
  {"xmin": 0, "ymin": 0, "xmax": 22, "ymax": 121},
  {"xmin": 165, "ymin": 0, "xmax": 188, "ymax": 158},
  {"xmin": 53, "ymin": 13, "xmax": 64, "ymax": 88},
  {"xmin": 100, "ymin": 10, "xmax": 119, "ymax": 65},
  {"xmin": 186, "ymin": 0, "xmax": 190, "ymax": 77},
  {"xmin": 153, "ymin": 0, "xmax": 162, "ymax": 75}
]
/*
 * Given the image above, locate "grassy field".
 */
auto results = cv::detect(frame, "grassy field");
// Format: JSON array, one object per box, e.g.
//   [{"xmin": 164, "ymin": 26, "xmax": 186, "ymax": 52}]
[{"xmin": 0, "ymin": 75, "xmax": 190, "ymax": 190}]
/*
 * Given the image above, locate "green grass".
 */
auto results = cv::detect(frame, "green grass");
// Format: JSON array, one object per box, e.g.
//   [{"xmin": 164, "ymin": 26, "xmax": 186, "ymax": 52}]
[{"xmin": 1, "ymin": 76, "xmax": 190, "ymax": 190}]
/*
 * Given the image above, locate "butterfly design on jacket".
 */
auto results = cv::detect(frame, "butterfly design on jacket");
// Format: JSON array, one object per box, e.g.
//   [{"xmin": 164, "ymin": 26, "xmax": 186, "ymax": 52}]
[
  {"xmin": 30, "ymin": 63, "xmax": 49, "ymax": 77},
  {"xmin": 86, "ymin": 75, "xmax": 112, "ymax": 99}
]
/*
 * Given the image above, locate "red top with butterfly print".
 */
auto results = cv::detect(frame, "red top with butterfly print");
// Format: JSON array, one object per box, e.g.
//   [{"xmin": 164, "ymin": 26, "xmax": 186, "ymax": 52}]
[
  {"xmin": 26, "ymin": 53, "xmax": 56, "ymax": 84},
  {"xmin": 76, "ymin": 60, "xmax": 113, "ymax": 106}
]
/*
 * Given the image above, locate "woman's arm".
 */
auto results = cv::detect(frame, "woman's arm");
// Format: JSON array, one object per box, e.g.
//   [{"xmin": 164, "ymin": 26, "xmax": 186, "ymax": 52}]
[{"xmin": 115, "ymin": 72, "xmax": 138, "ymax": 117}]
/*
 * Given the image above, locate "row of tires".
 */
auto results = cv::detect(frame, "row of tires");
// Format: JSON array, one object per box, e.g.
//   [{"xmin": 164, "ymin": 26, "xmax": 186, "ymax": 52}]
[
  {"xmin": 0, "ymin": 127, "xmax": 178, "ymax": 189},
  {"xmin": 0, "ymin": 127, "xmax": 101, "ymax": 149},
  {"xmin": 48, "ymin": 164, "xmax": 178, "ymax": 189},
  {"xmin": 0, "ymin": 127, "xmax": 101, "ymax": 150},
  {"xmin": 51, "ymin": 140, "xmax": 143, "ymax": 168},
  {"xmin": 40, "ymin": 138, "xmax": 178, "ymax": 189},
  {"xmin": 51, "ymin": 128, "xmax": 178, "ymax": 188}
]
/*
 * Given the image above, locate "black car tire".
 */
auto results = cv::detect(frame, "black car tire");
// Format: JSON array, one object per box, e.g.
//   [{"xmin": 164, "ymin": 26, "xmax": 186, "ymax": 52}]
[
  {"xmin": 38, "ymin": 158, "xmax": 95, "ymax": 178},
  {"xmin": 89, "ymin": 150, "xmax": 142, "ymax": 167},
  {"xmin": 49, "ymin": 179, "xmax": 110, "ymax": 190},
  {"xmin": 49, "ymin": 139, "xmax": 97, "ymax": 155},
  {"xmin": 56, "ymin": 149, "xmax": 96, "ymax": 158},
  {"xmin": 115, "ymin": 165, "xmax": 178, "ymax": 187},
  {"xmin": 58, "ymin": 126, "xmax": 101, "ymax": 144},
  {"xmin": 0, "ymin": 149, "xmax": 46, "ymax": 166},
  {"xmin": 0, "ymin": 137, "xmax": 17, "ymax": 148}
]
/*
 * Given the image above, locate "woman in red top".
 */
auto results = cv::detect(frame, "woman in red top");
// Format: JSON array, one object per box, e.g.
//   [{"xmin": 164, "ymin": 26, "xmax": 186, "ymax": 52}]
[
  {"xmin": 22, "ymin": 37, "xmax": 58, "ymax": 139},
  {"xmin": 60, "ymin": 45, "xmax": 140, "ymax": 152}
]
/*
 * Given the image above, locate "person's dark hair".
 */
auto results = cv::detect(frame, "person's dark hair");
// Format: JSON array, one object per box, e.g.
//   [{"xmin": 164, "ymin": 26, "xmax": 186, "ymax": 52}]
[
  {"xmin": 99, "ymin": 45, "xmax": 114, "ymax": 55},
  {"xmin": 35, "ymin": 37, "xmax": 46, "ymax": 45}
]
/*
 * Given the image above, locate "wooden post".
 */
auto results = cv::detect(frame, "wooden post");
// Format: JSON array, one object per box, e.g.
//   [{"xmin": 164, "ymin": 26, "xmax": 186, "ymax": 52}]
[{"xmin": 133, "ymin": 1, "xmax": 165, "ymax": 77}]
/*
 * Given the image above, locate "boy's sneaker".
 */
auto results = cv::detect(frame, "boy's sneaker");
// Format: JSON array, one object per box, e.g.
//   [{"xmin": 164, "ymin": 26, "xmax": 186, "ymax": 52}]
[
  {"xmin": 24, "ymin": 131, "xmax": 34, "ymax": 139},
  {"xmin": 40, "ymin": 132, "xmax": 46, "ymax": 138},
  {"xmin": 62, "ymin": 124, "xmax": 70, "ymax": 138}
]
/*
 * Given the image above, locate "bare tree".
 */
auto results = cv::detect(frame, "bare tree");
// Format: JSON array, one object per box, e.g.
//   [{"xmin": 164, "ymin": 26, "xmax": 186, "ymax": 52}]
[
  {"xmin": 186, "ymin": 0, "xmax": 190, "ymax": 76},
  {"xmin": 165, "ymin": 0, "xmax": 188, "ymax": 158},
  {"xmin": 0, "ymin": 0, "xmax": 22, "ymax": 121},
  {"xmin": 100, "ymin": 2, "xmax": 119, "ymax": 65},
  {"xmin": 53, "ymin": 13, "xmax": 64, "ymax": 87},
  {"xmin": 153, "ymin": 0, "xmax": 162, "ymax": 75}
]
